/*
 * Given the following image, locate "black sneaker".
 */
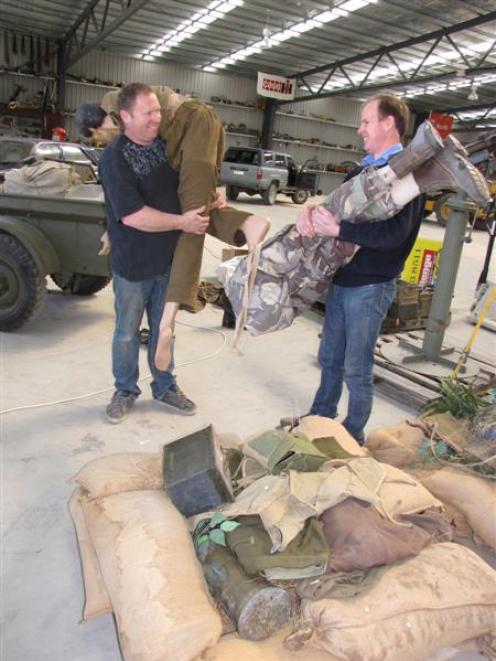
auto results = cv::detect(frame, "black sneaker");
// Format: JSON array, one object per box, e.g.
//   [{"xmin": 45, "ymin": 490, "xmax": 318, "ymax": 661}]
[
  {"xmin": 106, "ymin": 391, "xmax": 137, "ymax": 424},
  {"xmin": 154, "ymin": 384, "xmax": 196, "ymax": 416}
]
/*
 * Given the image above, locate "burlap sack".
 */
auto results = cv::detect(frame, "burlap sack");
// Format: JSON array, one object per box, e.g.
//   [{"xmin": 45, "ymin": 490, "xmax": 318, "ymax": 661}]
[
  {"xmin": 71, "ymin": 452, "xmax": 162, "ymax": 499},
  {"xmin": 421, "ymin": 467, "xmax": 496, "ymax": 550},
  {"xmin": 365, "ymin": 422, "xmax": 425, "ymax": 467},
  {"xmin": 296, "ymin": 416, "xmax": 368, "ymax": 457},
  {"xmin": 3, "ymin": 160, "xmax": 81, "ymax": 195},
  {"xmin": 380, "ymin": 463, "xmax": 443, "ymax": 519},
  {"xmin": 202, "ymin": 629, "xmax": 338, "ymax": 660},
  {"xmin": 297, "ymin": 543, "xmax": 496, "ymax": 661},
  {"xmin": 68, "ymin": 489, "xmax": 112, "ymax": 621},
  {"xmin": 84, "ymin": 490, "xmax": 222, "ymax": 661}
]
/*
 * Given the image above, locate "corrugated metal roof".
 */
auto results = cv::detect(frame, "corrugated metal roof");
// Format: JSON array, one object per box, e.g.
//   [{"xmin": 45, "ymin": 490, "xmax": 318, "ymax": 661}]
[{"xmin": 1, "ymin": 0, "xmax": 495, "ymax": 125}]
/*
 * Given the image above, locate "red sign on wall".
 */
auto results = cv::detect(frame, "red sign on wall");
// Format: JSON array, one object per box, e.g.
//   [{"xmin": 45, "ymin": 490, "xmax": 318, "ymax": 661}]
[{"xmin": 429, "ymin": 111, "xmax": 454, "ymax": 139}]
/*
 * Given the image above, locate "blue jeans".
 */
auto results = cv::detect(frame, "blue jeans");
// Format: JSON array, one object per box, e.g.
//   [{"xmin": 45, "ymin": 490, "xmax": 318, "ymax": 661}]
[
  {"xmin": 310, "ymin": 281, "xmax": 396, "ymax": 442},
  {"xmin": 112, "ymin": 272, "xmax": 175, "ymax": 399}
]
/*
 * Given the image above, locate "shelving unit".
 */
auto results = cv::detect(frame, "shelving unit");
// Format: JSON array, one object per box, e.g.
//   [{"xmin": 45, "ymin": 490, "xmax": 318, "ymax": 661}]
[
  {"xmin": 272, "ymin": 108, "xmax": 364, "ymax": 192},
  {"xmin": 276, "ymin": 109, "xmax": 359, "ymax": 130},
  {"xmin": 273, "ymin": 137, "xmax": 362, "ymax": 154},
  {"xmin": 0, "ymin": 103, "xmax": 62, "ymax": 138}
]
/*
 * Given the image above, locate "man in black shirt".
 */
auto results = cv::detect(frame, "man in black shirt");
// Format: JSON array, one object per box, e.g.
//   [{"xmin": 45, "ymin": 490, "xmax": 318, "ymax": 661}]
[
  {"xmin": 99, "ymin": 83, "xmax": 210, "ymax": 423},
  {"xmin": 307, "ymin": 94, "xmax": 424, "ymax": 444}
]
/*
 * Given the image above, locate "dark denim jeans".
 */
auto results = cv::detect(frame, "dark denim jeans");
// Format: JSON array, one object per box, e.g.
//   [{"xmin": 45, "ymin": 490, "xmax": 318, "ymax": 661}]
[
  {"xmin": 112, "ymin": 272, "xmax": 175, "ymax": 399},
  {"xmin": 310, "ymin": 280, "xmax": 396, "ymax": 442}
]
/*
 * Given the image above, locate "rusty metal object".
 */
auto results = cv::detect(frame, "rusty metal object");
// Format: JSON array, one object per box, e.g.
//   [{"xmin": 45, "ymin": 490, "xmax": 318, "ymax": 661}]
[{"xmin": 200, "ymin": 544, "xmax": 292, "ymax": 641}]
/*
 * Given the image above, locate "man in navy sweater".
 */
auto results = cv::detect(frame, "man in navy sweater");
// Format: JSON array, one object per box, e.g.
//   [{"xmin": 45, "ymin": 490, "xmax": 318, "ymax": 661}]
[{"xmin": 308, "ymin": 93, "xmax": 424, "ymax": 444}]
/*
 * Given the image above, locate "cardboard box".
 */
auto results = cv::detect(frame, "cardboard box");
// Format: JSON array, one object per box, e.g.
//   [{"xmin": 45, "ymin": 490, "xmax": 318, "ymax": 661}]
[{"xmin": 402, "ymin": 237, "xmax": 443, "ymax": 287}]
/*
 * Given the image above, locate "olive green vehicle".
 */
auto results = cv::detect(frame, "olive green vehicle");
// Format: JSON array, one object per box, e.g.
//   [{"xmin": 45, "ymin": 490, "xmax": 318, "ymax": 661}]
[{"xmin": 0, "ymin": 192, "xmax": 110, "ymax": 331}]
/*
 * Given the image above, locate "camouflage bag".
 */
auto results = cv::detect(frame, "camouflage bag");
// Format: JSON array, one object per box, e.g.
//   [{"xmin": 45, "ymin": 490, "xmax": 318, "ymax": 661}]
[
  {"xmin": 225, "ymin": 165, "xmax": 405, "ymax": 336},
  {"xmin": 224, "ymin": 224, "xmax": 357, "ymax": 335}
]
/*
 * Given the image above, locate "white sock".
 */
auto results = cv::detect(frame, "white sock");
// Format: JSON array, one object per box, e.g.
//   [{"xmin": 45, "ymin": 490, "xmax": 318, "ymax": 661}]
[{"xmin": 390, "ymin": 173, "xmax": 421, "ymax": 206}]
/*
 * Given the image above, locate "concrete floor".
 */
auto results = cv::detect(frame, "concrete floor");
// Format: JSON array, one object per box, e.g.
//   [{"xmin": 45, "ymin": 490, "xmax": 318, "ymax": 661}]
[{"xmin": 1, "ymin": 194, "xmax": 495, "ymax": 661}]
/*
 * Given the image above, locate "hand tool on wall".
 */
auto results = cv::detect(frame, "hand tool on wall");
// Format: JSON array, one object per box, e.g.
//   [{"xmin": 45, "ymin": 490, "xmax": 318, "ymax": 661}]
[{"xmin": 4, "ymin": 31, "xmax": 10, "ymax": 65}]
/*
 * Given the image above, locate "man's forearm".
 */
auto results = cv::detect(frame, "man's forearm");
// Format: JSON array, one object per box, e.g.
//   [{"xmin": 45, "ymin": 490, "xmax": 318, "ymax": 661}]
[{"xmin": 122, "ymin": 205, "xmax": 182, "ymax": 232}]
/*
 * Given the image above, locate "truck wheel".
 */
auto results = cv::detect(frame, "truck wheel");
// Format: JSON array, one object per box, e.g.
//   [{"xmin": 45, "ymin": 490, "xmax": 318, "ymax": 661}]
[
  {"xmin": 434, "ymin": 193, "xmax": 453, "ymax": 227},
  {"xmin": 226, "ymin": 185, "xmax": 239, "ymax": 201},
  {"xmin": 262, "ymin": 183, "xmax": 278, "ymax": 205},
  {"xmin": 292, "ymin": 190, "xmax": 309, "ymax": 205},
  {"xmin": 51, "ymin": 273, "xmax": 111, "ymax": 295},
  {"xmin": 0, "ymin": 233, "xmax": 46, "ymax": 331}
]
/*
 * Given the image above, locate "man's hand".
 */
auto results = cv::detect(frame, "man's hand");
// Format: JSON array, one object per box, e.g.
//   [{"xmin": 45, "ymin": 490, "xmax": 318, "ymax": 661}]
[
  {"xmin": 211, "ymin": 190, "xmax": 227, "ymax": 210},
  {"xmin": 98, "ymin": 230, "xmax": 112, "ymax": 256},
  {"xmin": 311, "ymin": 206, "xmax": 340, "ymax": 238},
  {"xmin": 296, "ymin": 204, "xmax": 316, "ymax": 238},
  {"xmin": 181, "ymin": 206, "xmax": 209, "ymax": 234}
]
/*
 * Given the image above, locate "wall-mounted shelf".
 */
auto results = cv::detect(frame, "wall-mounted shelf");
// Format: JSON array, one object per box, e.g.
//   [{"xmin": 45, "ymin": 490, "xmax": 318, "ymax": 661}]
[
  {"xmin": 210, "ymin": 101, "xmax": 257, "ymax": 111},
  {"xmin": 225, "ymin": 131, "xmax": 258, "ymax": 139},
  {"xmin": 273, "ymin": 137, "xmax": 362, "ymax": 154},
  {"xmin": 276, "ymin": 110, "xmax": 358, "ymax": 130},
  {"xmin": 66, "ymin": 79, "xmax": 119, "ymax": 90}
]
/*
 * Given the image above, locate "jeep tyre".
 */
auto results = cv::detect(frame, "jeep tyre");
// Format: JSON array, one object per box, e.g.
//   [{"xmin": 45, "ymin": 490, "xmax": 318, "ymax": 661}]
[
  {"xmin": 0, "ymin": 233, "xmax": 46, "ymax": 331},
  {"xmin": 51, "ymin": 273, "xmax": 111, "ymax": 295},
  {"xmin": 292, "ymin": 189, "xmax": 309, "ymax": 205},
  {"xmin": 262, "ymin": 183, "xmax": 278, "ymax": 206},
  {"xmin": 226, "ymin": 185, "xmax": 239, "ymax": 201}
]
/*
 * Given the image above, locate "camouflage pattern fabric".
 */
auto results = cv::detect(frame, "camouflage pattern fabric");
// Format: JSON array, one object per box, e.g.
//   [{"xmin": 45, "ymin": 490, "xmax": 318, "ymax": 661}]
[
  {"xmin": 225, "ymin": 224, "xmax": 357, "ymax": 335},
  {"xmin": 225, "ymin": 166, "xmax": 405, "ymax": 335},
  {"xmin": 321, "ymin": 165, "xmax": 403, "ymax": 222}
]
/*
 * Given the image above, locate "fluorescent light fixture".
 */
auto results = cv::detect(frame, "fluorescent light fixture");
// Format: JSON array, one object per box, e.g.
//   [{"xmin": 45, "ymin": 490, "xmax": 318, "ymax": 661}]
[
  {"xmin": 202, "ymin": 0, "xmax": 377, "ymax": 70},
  {"xmin": 198, "ymin": 14, "xmax": 217, "ymax": 24},
  {"xmin": 313, "ymin": 10, "xmax": 339, "ymax": 23},
  {"xmin": 291, "ymin": 22, "xmax": 315, "ymax": 33},
  {"xmin": 191, "ymin": 10, "xmax": 207, "ymax": 21},
  {"xmin": 142, "ymin": 0, "xmax": 243, "ymax": 56},
  {"xmin": 341, "ymin": 0, "xmax": 369, "ymax": 11},
  {"xmin": 217, "ymin": 0, "xmax": 239, "ymax": 11},
  {"xmin": 184, "ymin": 24, "xmax": 202, "ymax": 34},
  {"xmin": 203, "ymin": 66, "xmax": 217, "ymax": 72}
]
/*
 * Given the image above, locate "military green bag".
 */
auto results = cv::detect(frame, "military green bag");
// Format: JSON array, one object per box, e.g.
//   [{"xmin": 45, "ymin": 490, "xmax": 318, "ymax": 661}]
[{"xmin": 245, "ymin": 429, "xmax": 354, "ymax": 474}]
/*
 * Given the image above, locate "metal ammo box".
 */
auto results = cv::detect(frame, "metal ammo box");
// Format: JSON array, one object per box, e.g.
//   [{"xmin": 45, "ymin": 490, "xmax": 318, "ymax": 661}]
[{"xmin": 162, "ymin": 425, "xmax": 234, "ymax": 517}]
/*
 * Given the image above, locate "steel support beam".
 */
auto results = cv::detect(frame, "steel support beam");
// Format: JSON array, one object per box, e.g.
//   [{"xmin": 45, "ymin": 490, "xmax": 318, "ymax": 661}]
[
  {"xmin": 56, "ymin": 40, "xmax": 66, "ymax": 116},
  {"xmin": 261, "ymin": 101, "xmax": 276, "ymax": 149},
  {"xmin": 62, "ymin": 0, "xmax": 151, "ymax": 71},
  {"xmin": 279, "ymin": 11, "xmax": 496, "ymax": 106}
]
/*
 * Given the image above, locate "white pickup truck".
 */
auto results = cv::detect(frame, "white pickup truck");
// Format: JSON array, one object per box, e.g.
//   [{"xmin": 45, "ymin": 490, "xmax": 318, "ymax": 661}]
[{"xmin": 219, "ymin": 146, "xmax": 321, "ymax": 205}]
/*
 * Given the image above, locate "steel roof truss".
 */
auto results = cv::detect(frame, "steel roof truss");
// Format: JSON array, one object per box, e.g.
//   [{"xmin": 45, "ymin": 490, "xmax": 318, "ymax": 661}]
[
  {"xmin": 284, "ymin": 11, "xmax": 496, "ymax": 105},
  {"xmin": 385, "ymin": 50, "xmax": 406, "ymax": 80},
  {"xmin": 62, "ymin": 0, "xmax": 150, "ymax": 71},
  {"xmin": 475, "ymin": 38, "xmax": 496, "ymax": 69},
  {"xmin": 409, "ymin": 34, "xmax": 442, "ymax": 80}
]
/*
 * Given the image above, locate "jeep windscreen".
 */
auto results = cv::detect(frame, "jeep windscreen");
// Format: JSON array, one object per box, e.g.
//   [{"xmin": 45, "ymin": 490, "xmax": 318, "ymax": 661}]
[
  {"xmin": 224, "ymin": 148, "xmax": 260, "ymax": 166},
  {"xmin": 0, "ymin": 139, "xmax": 35, "ymax": 167}
]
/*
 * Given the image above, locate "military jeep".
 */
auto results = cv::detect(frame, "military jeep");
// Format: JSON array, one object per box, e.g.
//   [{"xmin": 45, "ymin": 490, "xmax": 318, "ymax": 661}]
[{"xmin": 0, "ymin": 190, "xmax": 110, "ymax": 331}]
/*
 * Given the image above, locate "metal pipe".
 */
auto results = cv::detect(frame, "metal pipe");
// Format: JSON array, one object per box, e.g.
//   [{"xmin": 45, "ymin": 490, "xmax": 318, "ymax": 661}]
[{"xmin": 422, "ymin": 192, "xmax": 470, "ymax": 358}]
